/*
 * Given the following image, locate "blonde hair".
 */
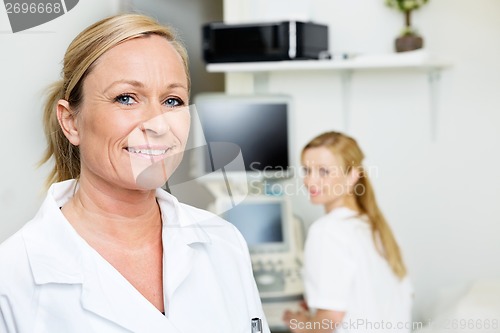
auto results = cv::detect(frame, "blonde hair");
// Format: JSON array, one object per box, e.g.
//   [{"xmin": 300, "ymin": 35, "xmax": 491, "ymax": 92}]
[
  {"xmin": 302, "ymin": 131, "xmax": 407, "ymax": 279},
  {"xmin": 40, "ymin": 13, "xmax": 190, "ymax": 187}
]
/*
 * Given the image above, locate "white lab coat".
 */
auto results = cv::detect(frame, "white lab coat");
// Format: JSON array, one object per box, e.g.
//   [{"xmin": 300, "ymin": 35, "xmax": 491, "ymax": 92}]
[
  {"xmin": 302, "ymin": 207, "xmax": 412, "ymax": 333},
  {"xmin": 0, "ymin": 180, "xmax": 270, "ymax": 333}
]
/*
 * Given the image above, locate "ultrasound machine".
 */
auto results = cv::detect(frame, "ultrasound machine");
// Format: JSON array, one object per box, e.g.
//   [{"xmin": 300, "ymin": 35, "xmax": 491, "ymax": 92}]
[
  {"xmin": 217, "ymin": 195, "xmax": 305, "ymax": 327},
  {"xmin": 192, "ymin": 93, "xmax": 305, "ymax": 329}
]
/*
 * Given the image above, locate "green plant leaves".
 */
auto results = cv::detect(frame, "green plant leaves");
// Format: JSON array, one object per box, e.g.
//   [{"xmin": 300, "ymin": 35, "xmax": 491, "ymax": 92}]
[{"xmin": 385, "ymin": 0, "xmax": 429, "ymax": 12}]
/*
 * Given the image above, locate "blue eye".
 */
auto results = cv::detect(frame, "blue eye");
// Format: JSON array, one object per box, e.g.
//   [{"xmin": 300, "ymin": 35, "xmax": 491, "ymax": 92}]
[
  {"xmin": 164, "ymin": 97, "xmax": 184, "ymax": 108},
  {"xmin": 115, "ymin": 94, "xmax": 136, "ymax": 105}
]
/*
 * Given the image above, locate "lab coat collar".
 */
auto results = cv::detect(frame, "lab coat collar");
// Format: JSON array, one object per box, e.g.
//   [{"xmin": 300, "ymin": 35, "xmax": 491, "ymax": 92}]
[
  {"xmin": 327, "ymin": 206, "xmax": 370, "ymax": 226},
  {"xmin": 155, "ymin": 186, "xmax": 213, "ymax": 304},
  {"xmin": 22, "ymin": 180, "xmax": 84, "ymax": 285},
  {"xmin": 155, "ymin": 186, "xmax": 212, "ymax": 245},
  {"xmin": 327, "ymin": 206, "xmax": 359, "ymax": 219},
  {"xmin": 22, "ymin": 180, "xmax": 211, "ymax": 332}
]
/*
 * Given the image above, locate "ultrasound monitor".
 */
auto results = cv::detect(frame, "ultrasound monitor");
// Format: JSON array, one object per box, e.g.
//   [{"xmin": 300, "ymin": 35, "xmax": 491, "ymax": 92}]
[
  {"xmin": 225, "ymin": 201, "xmax": 282, "ymax": 245},
  {"xmin": 218, "ymin": 196, "xmax": 290, "ymax": 254},
  {"xmin": 193, "ymin": 94, "xmax": 292, "ymax": 180}
]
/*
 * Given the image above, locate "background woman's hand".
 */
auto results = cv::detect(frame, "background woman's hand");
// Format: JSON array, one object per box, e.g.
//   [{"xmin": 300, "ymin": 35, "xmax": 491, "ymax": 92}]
[{"xmin": 283, "ymin": 309, "xmax": 311, "ymax": 333}]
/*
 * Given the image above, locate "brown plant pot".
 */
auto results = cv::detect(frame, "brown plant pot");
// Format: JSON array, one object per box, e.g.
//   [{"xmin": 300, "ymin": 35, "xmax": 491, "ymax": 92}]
[{"xmin": 395, "ymin": 34, "xmax": 423, "ymax": 52}]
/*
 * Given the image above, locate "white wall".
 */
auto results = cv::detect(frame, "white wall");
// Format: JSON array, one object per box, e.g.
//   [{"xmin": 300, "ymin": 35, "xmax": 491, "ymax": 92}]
[
  {"xmin": 224, "ymin": 0, "xmax": 500, "ymax": 322},
  {"xmin": 0, "ymin": 1, "xmax": 125, "ymax": 241}
]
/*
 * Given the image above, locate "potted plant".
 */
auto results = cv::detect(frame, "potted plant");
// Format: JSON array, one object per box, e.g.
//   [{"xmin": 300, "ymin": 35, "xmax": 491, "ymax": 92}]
[{"xmin": 385, "ymin": 0, "xmax": 429, "ymax": 52}]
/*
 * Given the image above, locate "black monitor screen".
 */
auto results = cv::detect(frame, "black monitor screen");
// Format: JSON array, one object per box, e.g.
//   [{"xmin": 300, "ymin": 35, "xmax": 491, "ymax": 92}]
[
  {"xmin": 196, "ymin": 98, "xmax": 289, "ymax": 173},
  {"xmin": 224, "ymin": 202, "xmax": 283, "ymax": 246}
]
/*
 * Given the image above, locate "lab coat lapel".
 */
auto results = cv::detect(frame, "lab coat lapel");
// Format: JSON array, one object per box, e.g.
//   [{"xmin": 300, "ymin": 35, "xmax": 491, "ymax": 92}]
[
  {"xmin": 163, "ymin": 227, "xmax": 196, "ymax": 305},
  {"xmin": 80, "ymin": 247, "xmax": 182, "ymax": 333},
  {"xmin": 158, "ymin": 189, "xmax": 211, "ymax": 304}
]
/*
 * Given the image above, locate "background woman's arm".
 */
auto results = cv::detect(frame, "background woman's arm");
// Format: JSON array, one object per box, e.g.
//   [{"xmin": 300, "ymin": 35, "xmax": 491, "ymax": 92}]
[{"xmin": 284, "ymin": 308, "xmax": 345, "ymax": 333}]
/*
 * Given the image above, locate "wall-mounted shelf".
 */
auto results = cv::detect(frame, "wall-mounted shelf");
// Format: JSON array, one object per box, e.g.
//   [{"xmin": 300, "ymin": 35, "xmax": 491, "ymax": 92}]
[
  {"xmin": 206, "ymin": 51, "xmax": 452, "ymax": 140},
  {"xmin": 206, "ymin": 56, "xmax": 450, "ymax": 73}
]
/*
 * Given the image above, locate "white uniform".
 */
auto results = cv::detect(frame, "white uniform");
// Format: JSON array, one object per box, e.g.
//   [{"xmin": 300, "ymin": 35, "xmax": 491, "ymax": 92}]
[
  {"xmin": 0, "ymin": 180, "xmax": 270, "ymax": 333},
  {"xmin": 302, "ymin": 207, "xmax": 413, "ymax": 333}
]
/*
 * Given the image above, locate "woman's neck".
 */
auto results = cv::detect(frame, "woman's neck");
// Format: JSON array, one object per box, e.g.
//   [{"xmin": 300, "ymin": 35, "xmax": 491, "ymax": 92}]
[
  {"xmin": 61, "ymin": 177, "xmax": 162, "ymax": 249},
  {"xmin": 324, "ymin": 194, "xmax": 360, "ymax": 214}
]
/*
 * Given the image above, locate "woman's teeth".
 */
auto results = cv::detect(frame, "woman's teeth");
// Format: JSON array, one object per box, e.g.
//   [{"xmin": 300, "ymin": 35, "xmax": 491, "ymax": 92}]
[{"xmin": 127, "ymin": 147, "xmax": 169, "ymax": 155}]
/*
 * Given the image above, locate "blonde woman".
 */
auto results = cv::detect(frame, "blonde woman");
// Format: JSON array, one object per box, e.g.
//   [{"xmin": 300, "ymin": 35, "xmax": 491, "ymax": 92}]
[
  {"xmin": 284, "ymin": 131, "xmax": 412, "ymax": 333},
  {"xmin": 0, "ymin": 14, "xmax": 269, "ymax": 333}
]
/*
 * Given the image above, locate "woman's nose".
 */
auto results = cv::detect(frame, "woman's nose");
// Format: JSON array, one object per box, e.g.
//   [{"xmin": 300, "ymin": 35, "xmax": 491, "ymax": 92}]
[
  {"xmin": 141, "ymin": 105, "xmax": 170, "ymax": 135},
  {"xmin": 303, "ymin": 175, "xmax": 313, "ymax": 187}
]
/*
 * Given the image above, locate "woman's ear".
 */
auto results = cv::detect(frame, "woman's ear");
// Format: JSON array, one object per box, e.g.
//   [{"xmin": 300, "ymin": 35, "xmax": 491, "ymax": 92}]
[
  {"xmin": 348, "ymin": 166, "xmax": 361, "ymax": 188},
  {"xmin": 57, "ymin": 99, "xmax": 80, "ymax": 146}
]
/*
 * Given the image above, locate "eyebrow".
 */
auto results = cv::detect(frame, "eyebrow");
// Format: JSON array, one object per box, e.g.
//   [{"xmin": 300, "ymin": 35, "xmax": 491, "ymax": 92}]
[
  {"xmin": 166, "ymin": 82, "xmax": 189, "ymax": 91},
  {"xmin": 104, "ymin": 80, "xmax": 143, "ymax": 94},
  {"xmin": 103, "ymin": 80, "xmax": 188, "ymax": 94}
]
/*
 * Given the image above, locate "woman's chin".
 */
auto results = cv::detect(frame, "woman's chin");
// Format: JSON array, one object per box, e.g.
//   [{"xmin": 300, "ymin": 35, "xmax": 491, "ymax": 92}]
[
  {"xmin": 134, "ymin": 165, "xmax": 171, "ymax": 190},
  {"xmin": 135, "ymin": 177, "xmax": 167, "ymax": 190},
  {"xmin": 309, "ymin": 196, "xmax": 323, "ymax": 204},
  {"xmin": 129, "ymin": 155, "xmax": 182, "ymax": 190}
]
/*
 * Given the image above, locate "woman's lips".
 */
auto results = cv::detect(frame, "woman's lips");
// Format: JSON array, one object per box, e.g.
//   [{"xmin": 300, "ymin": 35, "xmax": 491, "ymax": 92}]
[{"xmin": 308, "ymin": 189, "xmax": 321, "ymax": 197}]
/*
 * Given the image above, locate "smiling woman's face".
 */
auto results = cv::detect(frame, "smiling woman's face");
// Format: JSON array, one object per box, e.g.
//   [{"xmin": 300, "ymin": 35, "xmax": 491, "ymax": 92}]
[
  {"xmin": 62, "ymin": 34, "xmax": 190, "ymax": 190},
  {"xmin": 302, "ymin": 147, "xmax": 352, "ymax": 211}
]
